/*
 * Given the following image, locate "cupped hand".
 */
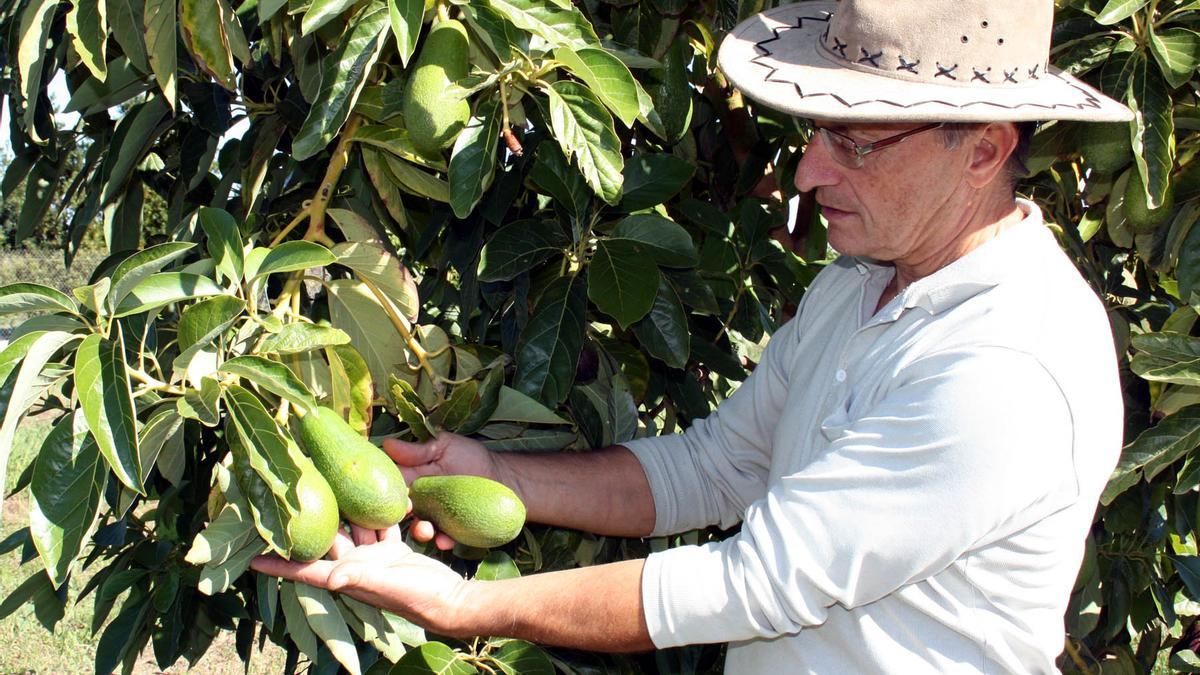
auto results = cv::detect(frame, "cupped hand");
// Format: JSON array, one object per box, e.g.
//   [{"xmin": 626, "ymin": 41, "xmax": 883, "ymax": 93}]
[
  {"xmin": 250, "ymin": 525, "xmax": 470, "ymax": 636},
  {"xmin": 382, "ymin": 433, "xmax": 504, "ymax": 550}
]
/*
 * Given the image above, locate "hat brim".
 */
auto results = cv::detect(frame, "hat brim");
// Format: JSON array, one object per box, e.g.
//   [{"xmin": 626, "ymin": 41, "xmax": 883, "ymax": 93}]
[{"xmin": 718, "ymin": 2, "xmax": 1133, "ymax": 123}]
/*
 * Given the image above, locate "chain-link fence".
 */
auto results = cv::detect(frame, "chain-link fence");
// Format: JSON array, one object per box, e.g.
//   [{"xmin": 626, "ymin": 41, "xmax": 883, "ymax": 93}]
[{"xmin": 0, "ymin": 246, "xmax": 107, "ymax": 341}]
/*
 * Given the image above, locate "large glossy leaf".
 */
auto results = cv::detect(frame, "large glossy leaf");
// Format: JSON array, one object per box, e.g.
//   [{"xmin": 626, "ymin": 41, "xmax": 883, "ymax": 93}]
[
  {"xmin": 29, "ymin": 410, "xmax": 106, "ymax": 589},
  {"xmin": 450, "ymin": 98, "xmax": 503, "ymax": 218},
  {"xmin": 66, "ymin": 0, "xmax": 108, "ymax": 81},
  {"xmin": 611, "ymin": 214, "xmax": 699, "ymax": 267},
  {"xmin": 1131, "ymin": 332, "xmax": 1200, "ymax": 385},
  {"xmin": 108, "ymin": 242, "xmax": 197, "ymax": 312},
  {"xmin": 136, "ymin": 407, "xmax": 185, "ymax": 488},
  {"xmin": 1095, "ymin": 0, "xmax": 1150, "ymax": 24},
  {"xmin": 99, "ymin": 96, "xmax": 171, "ymax": 206},
  {"xmin": 332, "ymin": 241, "xmax": 420, "ymax": 321},
  {"xmin": 256, "ymin": 241, "xmax": 336, "ymax": 278},
  {"xmin": 294, "ymin": 583, "xmax": 362, "ymax": 675},
  {"xmin": 514, "ymin": 275, "xmax": 586, "ymax": 406},
  {"xmin": 476, "ymin": 551, "xmax": 520, "ymax": 580},
  {"xmin": 489, "ymin": 639, "xmax": 555, "ymax": 675},
  {"xmin": 327, "ymin": 345, "xmax": 373, "ymax": 433},
  {"xmin": 588, "ymin": 238, "xmax": 659, "ymax": 328},
  {"xmin": 177, "ymin": 375, "xmax": 223, "ymax": 426},
  {"xmin": 384, "ymin": 154, "xmax": 451, "ymax": 202},
  {"xmin": 75, "ymin": 334, "xmax": 143, "ymax": 493},
  {"xmin": 177, "ymin": 295, "xmax": 244, "ymax": 352},
  {"xmin": 259, "ymin": 323, "xmax": 351, "ymax": 355},
  {"xmin": 198, "ymin": 207, "xmax": 244, "ymax": 283},
  {"xmin": 545, "ymin": 81, "xmax": 624, "ymax": 205},
  {"xmin": 0, "ymin": 283, "xmax": 79, "ymax": 315},
  {"xmin": 632, "ymin": 278, "xmax": 690, "ymax": 369},
  {"xmin": 617, "ymin": 154, "xmax": 695, "ymax": 212},
  {"xmin": 644, "ymin": 36, "xmax": 694, "ymax": 144},
  {"xmin": 388, "ymin": 0, "xmax": 424, "ymax": 66},
  {"xmin": 17, "ymin": 0, "xmax": 59, "ymax": 144},
  {"xmin": 143, "ymin": 0, "xmax": 177, "ymax": 108},
  {"xmin": 197, "ymin": 533, "xmax": 264, "ymax": 595},
  {"xmin": 554, "ymin": 47, "xmax": 640, "ymax": 127},
  {"xmin": 280, "ymin": 581, "xmax": 321, "ymax": 660},
  {"xmin": 361, "ymin": 149, "xmax": 410, "ymax": 229},
  {"xmin": 64, "ymin": 57, "xmax": 149, "ymax": 114},
  {"xmin": 1128, "ymin": 56, "xmax": 1175, "ymax": 209},
  {"xmin": 1103, "ymin": 405, "xmax": 1200, "ymax": 503},
  {"xmin": 490, "ymin": 386, "xmax": 570, "ymax": 424},
  {"xmin": 113, "ymin": 272, "xmax": 224, "ymax": 317},
  {"xmin": 484, "ymin": 0, "xmax": 598, "ymax": 50},
  {"xmin": 302, "ymin": 0, "xmax": 357, "ymax": 35},
  {"xmin": 528, "ymin": 143, "xmax": 591, "ymax": 219},
  {"xmin": 292, "ymin": 1, "xmax": 391, "ymax": 160},
  {"xmin": 180, "ymin": 0, "xmax": 236, "ymax": 89},
  {"xmin": 108, "ymin": 0, "xmax": 148, "ymax": 72},
  {"xmin": 0, "ymin": 571, "xmax": 65, "ymax": 630},
  {"xmin": 478, "ymin": 220, "xmax": 568, "ymax": 282},
  {"xmin": 392, "ymin": 642, "xmax": 473, "ymax": 674},
  {"xmin": 220, "ymin": 355, "xmax": 318, "ymax": 412},
  {"xmin": 354, "ymin": 125, "xmax": 448, "ymax": 171},
  {"xmin": 226, "ymin": 392, "xmax": 301, "ymax": 555},
  {"xmin": 327, "ymin": 279, "xmax": 410, "ymax": 401},
  {"xmin": 1150, "ymin": 27, "xmax": 1200, "ymax": 90}
]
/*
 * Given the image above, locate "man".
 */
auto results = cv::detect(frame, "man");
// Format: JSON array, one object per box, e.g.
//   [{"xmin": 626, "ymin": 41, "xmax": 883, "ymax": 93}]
[{"xmin": 254, "ymin": 0, "xmax": 1132, "ymax": 671}]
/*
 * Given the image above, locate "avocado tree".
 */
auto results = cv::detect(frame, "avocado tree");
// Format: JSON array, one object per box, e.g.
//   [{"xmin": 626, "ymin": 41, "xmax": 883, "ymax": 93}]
[{"xmin": 0, "ymin": 0, "xmax": 1197, "ymax": 672}]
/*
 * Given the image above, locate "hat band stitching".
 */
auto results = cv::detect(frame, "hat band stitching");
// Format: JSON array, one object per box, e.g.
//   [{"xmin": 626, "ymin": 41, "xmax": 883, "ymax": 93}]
[{"xmin": 747, "ymin": 14, "xmax": 1107, "ymax": 113}]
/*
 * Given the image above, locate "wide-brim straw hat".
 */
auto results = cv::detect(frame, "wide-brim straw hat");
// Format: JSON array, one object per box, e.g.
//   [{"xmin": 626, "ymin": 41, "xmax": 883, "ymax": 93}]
[{"xmin": 717, "ymin": 0, "xmax": 1133, "ymax": 123}]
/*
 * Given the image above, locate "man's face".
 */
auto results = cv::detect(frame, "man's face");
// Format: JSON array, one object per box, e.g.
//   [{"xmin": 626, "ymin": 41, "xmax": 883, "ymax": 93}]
[{"xmin": 794, "ymin": 120, "xmax": 975, "ymax": 263}]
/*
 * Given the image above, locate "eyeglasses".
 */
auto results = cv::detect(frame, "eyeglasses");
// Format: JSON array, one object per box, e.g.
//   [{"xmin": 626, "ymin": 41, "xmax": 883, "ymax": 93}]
[{"xmin": 814, "ymin": 122, "xmax": 946, "ymax": 169}]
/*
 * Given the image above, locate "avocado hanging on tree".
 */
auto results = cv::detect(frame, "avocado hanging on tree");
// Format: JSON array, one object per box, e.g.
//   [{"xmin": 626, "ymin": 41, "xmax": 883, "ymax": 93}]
[{"xmin": 401, "ymin": 16, "xmax": 471, "ymax": 157}]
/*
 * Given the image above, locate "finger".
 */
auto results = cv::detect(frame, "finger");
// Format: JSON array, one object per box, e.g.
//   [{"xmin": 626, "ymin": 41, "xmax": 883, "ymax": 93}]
[
  {"xmin": 410, "ymin": 519, "xmax": 436, "ymax": 543},
  {"xmin": 328, "ymin": 530, "xmax": 356, "ymax": 559},
  {"xmin": 381, "ymin": 437, "xmax": 441, "ymax": 468},
  {"xmin": 351, "ymin": 524, "xmax": 379, "ymax": 547},
  {"xmin": 327, "ymin": 560, "xmax": 367, "ymax": 592},
  {"xmin": 434, "ymin": 533, "xmax": 455, "ymax": 551},
  {"xmin": 378, "ymin": 524, "xmax": 403, "ymax": 542},
  {"xmin": 251, "ymin": 555, "xmax": 338, "ymax": 587}
]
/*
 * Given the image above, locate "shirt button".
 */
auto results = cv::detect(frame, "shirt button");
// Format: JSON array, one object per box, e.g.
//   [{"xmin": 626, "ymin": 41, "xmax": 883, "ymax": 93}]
[{"xmin": 835, "ymin": 369, "xmax": 847, "ymax": 382}]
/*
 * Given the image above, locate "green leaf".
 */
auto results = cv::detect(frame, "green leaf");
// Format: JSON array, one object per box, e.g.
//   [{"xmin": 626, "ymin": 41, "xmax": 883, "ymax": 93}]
[
  {"xmin": 0, "ymin": 571, "xmax": 64, "ymax": 628},
  {"xmin": 354, "ymin": 124, "xmax": 448, "ymax": 171},
  {"xmin": 143, "ymin": 0, "xmax": 177, "ymax": 108},
  {"xmin": 198, "ymin": 207, "xmax": 244, "ymax": 283},
  {"xmin": 489, "ymin": 639, "xmax": 554, "ymax": 675},
  {"xmin": 1096, "ymin": 0, "xmax": 1150, "ymax": 24},
  {"xmin": 180, "ymin": 0, "xmax": 237, "ymax": 89},
  {"xmin": 18, "ymin": 0, "xmax": 59, "ymax": 144},
  {"xmin": 177, "ymin": 375, "xmax": 223, "ymax": 426},
  {"xmin": 198, "ymin": 534, "xmax": 264, "ymax": 595},
  {"xmin": 113, "ymin": 272, "xmax": 225, "ymax": 317},
  {"xmin": 553, "ymin": 47, "xmax": 640, "ymax": 127},
  {"xmin": 76, "ymin": 334, "xmax": 143, "ymax": 493},
  {"xmin": 65, "ymin": 56, "xmax": 148, "ymax": 114},
  {"xmin": 221, "ymin": 355, "xmax": 319, "ymax": 412},
  {"xmin": 632, "ymin": 278, "xmax": 690, "ymax": 369},
  {"xmin": 66, "ymin": 0, "xmax": 109, "ymax": 81},
  {"xmin": 185, "ymin": 496, "xmax": 257, "ymax": 566},
  {"xmin": 108, "ymin": 0, "xmax": 148, "ymax": 72},
  {"xmin": 514, "ymin": 275, "xmax": 586, "ymax": 406},
  {"xmin": 108, "ymin": 241, "xmax": 197, "ymax": 312},
  {"xmin": 292, "ymin": 1, "xmax": 391, "ymax": 160},
  {"xmin": 545, "ymin": 81, "xmax": 624, "ymax": 205},
  {"xmin": 384, "ymin": 154, "xmax": 451, "ymax": 202},
  {"xmin": 361, "ymin": 149, "xmax": 410, "ymax": 230},
  {"xmin": 449, "ymin": 98, "xmax": 503, "ymax": 219},
  {"xmin": 328, "ymin": 206, "xmax": 386, "ymax": 244},
  {"xmin": 280, "ymin": 581, "xmax": 321, "ymax": 660},
  {"xmin": 388, "ymin": 0, "xmax": 423, "ymax": 66},
  {"xmin": 389, "ymin": 375, "xmax": 434, "ymax": 441},
  {"xmin": 490, "ymin": 386, "xmax": 570, "ymax": 425},
  {"xmin": 302, "ymin": 0, "xmax": 357, "ymax": 35},
  {"xmin": 1128, "ymin": 54, "xmax": 1175, "ymax": 209},
  {"xmin": 259, "ymin": 323, "xmax": 352, "ymax": 355},
  {"xmin": 611, "ymin": 214, "xmax": 699, "ymax": 267},
  {"xmin": 1102, "ymin": 404, "xmax": 1200, "ymax": 504},
  {"xmin": 617, "ymin": 154, "xmax": 695, "ymax": 212},
  {"xmin": 99, "ymin": 96, "xmax": 171, "ymax": 206},
  {"xmin": 136, "ymin": 407, "xmax": 185, "ymax": 489},
  {"xmin": 392, "ymin": 642, "xmax": 473, "ymax": 674},
  {"xmin": 327, "ymin": 345, "xmax": 373, "ymax": 434},
  {"xmin": 483, "ymin": 0, "xmax": 599, "ymax": 50},
  {"xmin": 30, "ymin": 410, "xmax": 106, "ymax": 589},
  {"xmin": 478, "ymin": 220, "xmax": 567, "ymax": 282},
  {"xmin": 0, "ymin": 283, "xmax": 79, "ymax": 316},
  {"xmin": 1131, "ymin": 332, "xmax": 1200, "ymax": 386},
  {"xmin": 0, "ymin": 333, "xmax": 56, "ymax": 511},
  {"xmin": 332, "ymin": 241, "xmax": 420, "ymax": 321},
  {"xmin": 643, "ymin": 36, "xmax": 694, "ymax": 143},
  {"xmin": 177, "ymin": 295, "xmax": 244, "ymax": 352},
  {"xmin": 226, "ymin": 395, "xmax": 300, "ymax": 556},
  {"xmin": 588, "ymin": 239, "xmax": 659, "ymax": 328},
  {"xmin": 327, "ymin": 279, "xmax": 410, "ymax": 401},
  {"xmin": 294, "ymin": 583, "xmax": 362, "ymax": 675},
  {"xmin": 476, "ymin": 551, "xmax": 520, "ymax": 580},
  {"xmin": 1150, "ymin": 27, "xmax": 1200, "ymax": 89},
  {"xmin": 256, "ymin": 241, "xmax": 336, "ymax": 278},
  {"xmin": 528, "ymin": 143, "xmax": 591, "ymax": 219}
]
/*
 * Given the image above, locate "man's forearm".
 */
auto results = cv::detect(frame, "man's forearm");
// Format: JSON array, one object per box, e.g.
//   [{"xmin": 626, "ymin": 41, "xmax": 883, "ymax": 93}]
[
  {"xmin": 453, "ymin": 558, "xmax": 654, "ymax": 652},
  {"xmin": 492, "ymin": 446, "xmax": 656, "ymax": 537}
]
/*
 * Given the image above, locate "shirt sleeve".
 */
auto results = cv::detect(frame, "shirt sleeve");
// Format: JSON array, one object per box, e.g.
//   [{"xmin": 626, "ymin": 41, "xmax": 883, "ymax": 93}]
[
  {"xmin": 625, "ymin": 316, "xmax": 801, "ymax": 534},
  {"xmin": 639, "ymin": 347, "xmax": 1078, "ymax": 648}
]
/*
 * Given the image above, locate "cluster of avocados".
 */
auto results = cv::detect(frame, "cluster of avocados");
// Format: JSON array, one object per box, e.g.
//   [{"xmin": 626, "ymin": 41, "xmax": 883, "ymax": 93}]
[{"xmin": 283, "ymin": 406, "xmax": 526, "ymax": 562}]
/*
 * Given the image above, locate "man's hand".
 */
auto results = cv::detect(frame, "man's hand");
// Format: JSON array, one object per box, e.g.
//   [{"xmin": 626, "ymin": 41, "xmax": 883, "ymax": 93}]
[
  {"xmin": 250, "ymin": 526, "xmax": 471, "ymax": 636},
  {"xmin": 383, "ymin": 433, "xmax": 507, "ymax": 550}
]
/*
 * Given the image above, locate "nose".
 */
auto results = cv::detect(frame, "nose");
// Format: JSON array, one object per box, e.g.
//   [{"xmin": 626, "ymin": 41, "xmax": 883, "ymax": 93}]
[{"xmin": 794, "ymin": 133, "xmax": 843, "ymax": 194}]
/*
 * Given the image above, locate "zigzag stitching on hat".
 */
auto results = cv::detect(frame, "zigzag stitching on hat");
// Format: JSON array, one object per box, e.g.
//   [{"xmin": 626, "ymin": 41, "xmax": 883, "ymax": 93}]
[{"xmin": 749, "ymin": 18, "xmax": 1105, "ymax": 113}]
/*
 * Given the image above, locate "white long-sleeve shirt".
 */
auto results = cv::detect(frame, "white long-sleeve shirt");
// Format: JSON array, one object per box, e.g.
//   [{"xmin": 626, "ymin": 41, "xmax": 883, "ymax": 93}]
[{"xmin": 626, "ymin": 201, "xmax": 1123, "ymax": 673}]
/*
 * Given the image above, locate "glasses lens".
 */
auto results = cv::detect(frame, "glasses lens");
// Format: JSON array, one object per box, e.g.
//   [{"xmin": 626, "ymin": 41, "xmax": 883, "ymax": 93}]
[{"xmin": 817, "ymin": 128, "xmax": 862, "ymax": 168}]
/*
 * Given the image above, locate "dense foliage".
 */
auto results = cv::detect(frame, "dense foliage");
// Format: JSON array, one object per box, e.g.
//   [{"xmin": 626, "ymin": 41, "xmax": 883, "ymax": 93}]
[{"xmin": 0, "ymin": 0, "xmax": 1197, "ymax": 672}]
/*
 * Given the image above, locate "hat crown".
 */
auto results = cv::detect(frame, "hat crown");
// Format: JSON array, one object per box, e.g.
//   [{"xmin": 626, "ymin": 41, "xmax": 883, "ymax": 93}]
[{"xmin": 822, "ymin": 0, "xmax": 1054, "ymax": 86}]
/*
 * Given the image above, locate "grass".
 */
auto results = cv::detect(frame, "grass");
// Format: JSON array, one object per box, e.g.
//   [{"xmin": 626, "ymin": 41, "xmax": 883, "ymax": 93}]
[{"xmin": 1, "ymin": 417, "xmax": 288, "ymax": 673}]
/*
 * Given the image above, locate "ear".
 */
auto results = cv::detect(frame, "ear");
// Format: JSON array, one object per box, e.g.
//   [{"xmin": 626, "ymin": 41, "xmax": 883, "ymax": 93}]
[{"xmin": 964, "ymin": 122, "xmax": 1019, "ymax": 189}]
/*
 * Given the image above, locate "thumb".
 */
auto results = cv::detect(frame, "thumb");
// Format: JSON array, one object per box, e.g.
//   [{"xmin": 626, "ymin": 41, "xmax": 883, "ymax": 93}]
[
  {"xmin": 328, "ymin": 561, "xmax": 366, "ymax": 591},
  {"xmin": 382, "ymin": 437, "xmax": 441, "ymax": 468}
]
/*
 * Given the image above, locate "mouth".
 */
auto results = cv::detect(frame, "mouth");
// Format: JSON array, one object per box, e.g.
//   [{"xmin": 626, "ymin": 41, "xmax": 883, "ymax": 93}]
[{"xmin": 817, "ymin": 203, "xmax": 852, "ymax": 219}]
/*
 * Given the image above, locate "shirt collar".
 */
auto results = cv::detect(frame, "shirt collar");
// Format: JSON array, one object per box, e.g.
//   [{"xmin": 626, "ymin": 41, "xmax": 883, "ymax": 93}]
[{"xmin": 855, "ymin": 199, "xmax": 1048, "ymax": 318}]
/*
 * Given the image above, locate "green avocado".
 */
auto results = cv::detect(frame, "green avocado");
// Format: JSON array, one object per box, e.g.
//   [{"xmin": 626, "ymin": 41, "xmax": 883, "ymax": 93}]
[
  {"xmin": 288, "ymin": 453, "xmax": 340, "ymax": 562},
  {"xmin": 297, "ymin": 406, "xmax": 408, "ymax": 529},
  {"xmin": 401, "ymin": 19, "xmax": 471, "ymax": 156},
  {"xmin": 1081, "ymin": 122, "xmax": 1130, "ymax": 175},
  {"xmin": 1124, "ymin": 168, "xmax": 1175, "ymax": 233},
  {"xmin": 409, "ymin": 475, "xmax": 526, "ymax": 548}
]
